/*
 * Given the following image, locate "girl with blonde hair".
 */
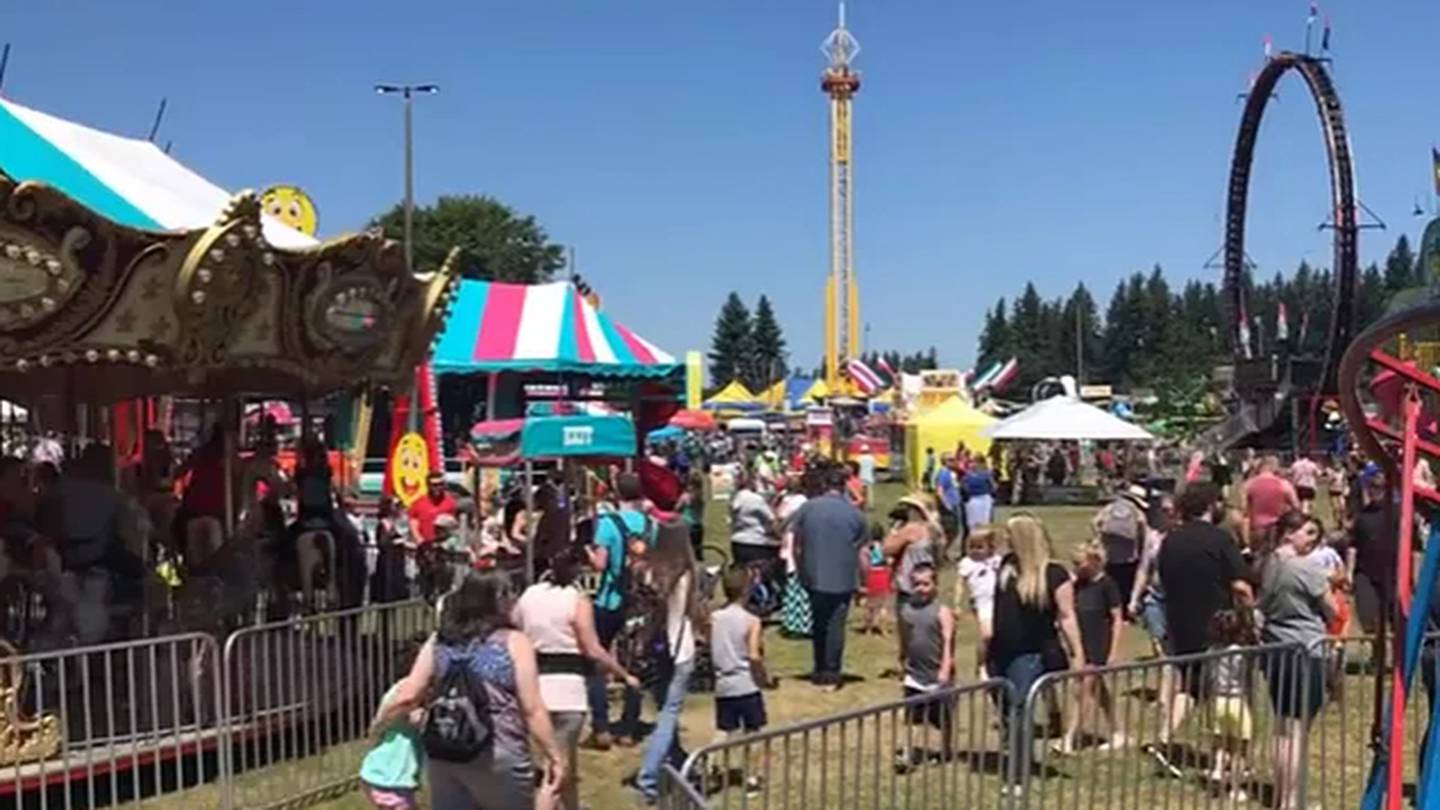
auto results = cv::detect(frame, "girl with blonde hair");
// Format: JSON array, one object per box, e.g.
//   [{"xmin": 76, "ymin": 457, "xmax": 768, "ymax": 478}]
[{"xmin": 989, "ymin": 514, "xmax": 1085, "ymax": 793}]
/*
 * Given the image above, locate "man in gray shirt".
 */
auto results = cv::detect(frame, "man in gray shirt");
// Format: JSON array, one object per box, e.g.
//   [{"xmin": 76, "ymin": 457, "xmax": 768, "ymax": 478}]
[{"xmin": 791, "ymin": 465, "xmax": 868, "ymax": 690}]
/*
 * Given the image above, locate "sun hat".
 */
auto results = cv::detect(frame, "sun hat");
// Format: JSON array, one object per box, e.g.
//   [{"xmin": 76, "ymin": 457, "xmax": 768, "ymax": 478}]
[
  {"xmin": 1119, "ymin": 483, "xmax": 1149, "ymax": 510},
  {"xmin": 893, "ymin": 492, "xmax": 936, "ymax": 522}
]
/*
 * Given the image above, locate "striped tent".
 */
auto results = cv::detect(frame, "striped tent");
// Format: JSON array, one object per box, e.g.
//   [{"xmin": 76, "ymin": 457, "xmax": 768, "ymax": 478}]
[
  {"xmin": 432, "ymin": 279, "xmax": 679, "ymax": 378},
  {"xmin": 0, "ymin": 97, "xmax": 313, "ymax": 248}
]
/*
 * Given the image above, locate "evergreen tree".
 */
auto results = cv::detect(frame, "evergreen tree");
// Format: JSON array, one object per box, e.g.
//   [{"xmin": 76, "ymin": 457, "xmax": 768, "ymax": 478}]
[
  {"xmin": 976, "ymin": 298, "xmax": 1012, "ymax": 371},
  {"xmin": 749, "ymin": 295, "xmax": 788, "ymax": 388},
  {"xmin": 1384, "ymin": 235, "xmax": 1418, "ymax": 292},
  {"xmin": 1010, "ymin": 283, "xmax": 1047, "ymax": 389},
  {"xmin": 708, "ymin": 293, "xmax": 753, "ymax": 388},
  {"xmin": 1059, "ymin": 283, "xmax": 1102, "ymax": 383}
]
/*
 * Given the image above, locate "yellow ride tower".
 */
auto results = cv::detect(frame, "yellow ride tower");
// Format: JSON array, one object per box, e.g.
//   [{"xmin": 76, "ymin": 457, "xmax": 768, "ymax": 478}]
[{"xmin": 822, "ymin": 2, "xmax": 861, "ymax": 393}]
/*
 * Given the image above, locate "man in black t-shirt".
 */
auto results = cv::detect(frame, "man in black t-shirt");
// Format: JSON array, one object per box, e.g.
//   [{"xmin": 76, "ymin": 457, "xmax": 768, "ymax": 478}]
[
  {"xmin": 1152, "ymin": 482, "xmax": 1252, "ymax": 774},
  {"xmin": 1348, "ymin": 471, "xmax": 1399, "ymax": 634}
]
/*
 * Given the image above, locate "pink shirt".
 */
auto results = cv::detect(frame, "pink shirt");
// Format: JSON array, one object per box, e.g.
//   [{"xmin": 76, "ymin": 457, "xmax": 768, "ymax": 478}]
[
  {"xmin": 1246, "ymin": 472, "xmax": 1297, "ymax": 535},
  {"xmin": 1290, "ymin": 459, "xmax": 1320, "ymax": 490}
]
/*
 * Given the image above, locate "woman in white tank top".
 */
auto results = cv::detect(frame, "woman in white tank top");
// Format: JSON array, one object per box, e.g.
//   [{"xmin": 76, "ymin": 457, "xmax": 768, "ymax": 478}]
[{"xmin": 514, "ymin": 547, "xmax": 638, "ymax": 809}]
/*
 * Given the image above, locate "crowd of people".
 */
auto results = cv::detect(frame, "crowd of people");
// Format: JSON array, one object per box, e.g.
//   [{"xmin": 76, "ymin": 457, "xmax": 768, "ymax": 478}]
[
  {"xmin": 3, "ymin": 411, "xmax": 1425, "ymax": 809},
  {"xmin": 346, "ymin": 433, "xmax": 1432, "ymax": 810}
]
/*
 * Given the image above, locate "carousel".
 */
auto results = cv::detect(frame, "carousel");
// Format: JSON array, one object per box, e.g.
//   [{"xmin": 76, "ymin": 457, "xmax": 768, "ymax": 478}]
[{"xmin": 0, "ymin": 99, "xmax": 458, "ymax": 783}]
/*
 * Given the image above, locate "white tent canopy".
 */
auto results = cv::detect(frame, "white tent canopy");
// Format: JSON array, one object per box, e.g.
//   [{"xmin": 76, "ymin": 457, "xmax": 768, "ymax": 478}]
[{"xmin": 986, "ymin": 395, "xmax": 1154, "ymax": 441}]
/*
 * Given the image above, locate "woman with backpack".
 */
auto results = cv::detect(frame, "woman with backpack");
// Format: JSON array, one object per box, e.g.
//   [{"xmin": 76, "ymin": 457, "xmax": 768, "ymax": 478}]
[
  {"xmin": 631, "ymin": 522, "xmax": 710, "ymax": 803},
  {"xmin": 1091, "ymin": 485, "xmax": 1148, "ymax": 613},
  {"xmin": 375, "ymin": 571, "xmax": 565, "ymax": 810}
]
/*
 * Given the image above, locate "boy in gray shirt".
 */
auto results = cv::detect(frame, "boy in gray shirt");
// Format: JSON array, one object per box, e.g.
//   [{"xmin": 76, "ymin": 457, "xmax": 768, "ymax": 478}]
[{"xmin": 710, "ymin": 566, "xmax": 770, "ymax": 792}]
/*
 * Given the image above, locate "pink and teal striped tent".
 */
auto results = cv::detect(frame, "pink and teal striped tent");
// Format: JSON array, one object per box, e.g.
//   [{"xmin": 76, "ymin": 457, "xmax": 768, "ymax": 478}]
[{"xmin": 432, "ymin": 279, "xmax": 679, "ymax": 379}]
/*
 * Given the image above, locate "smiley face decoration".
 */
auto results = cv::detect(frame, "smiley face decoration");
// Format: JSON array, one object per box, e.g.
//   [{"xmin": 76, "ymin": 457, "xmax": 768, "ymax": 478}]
[
  {"xmin": 259, "ymin": 184, "xmax": 318, "ymax": 237},
  {"xmin": 389, "ymin": 432, "xmax": 430, "ymax": 507}
]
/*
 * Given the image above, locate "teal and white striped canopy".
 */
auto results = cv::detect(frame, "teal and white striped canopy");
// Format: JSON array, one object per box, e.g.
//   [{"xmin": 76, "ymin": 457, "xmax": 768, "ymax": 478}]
[{"xmin": 0, "ymin": 97, "xmax": 313, "ymax": 249}]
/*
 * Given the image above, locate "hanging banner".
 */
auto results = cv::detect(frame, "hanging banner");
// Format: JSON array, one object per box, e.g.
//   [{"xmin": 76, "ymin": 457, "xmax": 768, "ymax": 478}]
[
  {"xmin": 685, "ymin": 350, "xmax": 704, "ymax": 410},
  {"xmin": 388, "ymin": 432, "xmax": 430, "ymax": 507}
]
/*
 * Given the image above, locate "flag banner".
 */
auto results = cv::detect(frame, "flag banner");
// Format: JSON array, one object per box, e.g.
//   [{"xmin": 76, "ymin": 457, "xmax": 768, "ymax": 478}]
[
  {"xmin": 1238, "ymin": 302, "xmax": 1254, "ymax": 360},
  {"xmin": 1276, "ymin": 301, "xmax": 1290, "ymax": 342},
  {"xmin": 1322, "ymin": 17, "xmax": 1332, "ymax": 51},
  {"xmin": 846, "ymin": 358, "xmax": 884, "ymax": 395}
]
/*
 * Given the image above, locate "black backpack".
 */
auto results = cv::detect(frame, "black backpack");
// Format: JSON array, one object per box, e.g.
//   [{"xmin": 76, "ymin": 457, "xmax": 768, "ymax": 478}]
[
  {"xmin": 421, "ymin": 645, "xmax": 494, "ymax": 762},
  {"xmin": 615, "ymin": 573, "xmax": 675, "ymax": 687}
]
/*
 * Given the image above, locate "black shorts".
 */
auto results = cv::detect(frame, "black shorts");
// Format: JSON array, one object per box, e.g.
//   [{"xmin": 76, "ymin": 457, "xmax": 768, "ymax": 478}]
[
  {"xmin": 903, "ymin": 686, "xmax": 953, "ymax": 729},
  {"xmin": 1297, "ymin": 485, "xmax": 1317, "ymax": 501},
  {"xmin": 716, "ymin": 692, "xmax": 768, "ymax": 733},
  {"xmin": 1176, "ymin": 657, "xmax": 1210, "ymax": 700},
  {"xmin": 1266, "ymin": 656, "xmax": 1326, "ymax": 721}
]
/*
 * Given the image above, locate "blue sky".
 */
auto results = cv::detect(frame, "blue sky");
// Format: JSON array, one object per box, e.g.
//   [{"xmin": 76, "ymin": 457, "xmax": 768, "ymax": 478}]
[{"xmin": 3, "ymin": 1, "xmax": 1437, "ymax": 375}]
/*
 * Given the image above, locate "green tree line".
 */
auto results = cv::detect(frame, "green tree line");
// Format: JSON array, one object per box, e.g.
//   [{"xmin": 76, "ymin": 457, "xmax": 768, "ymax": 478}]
[{"xmin": 976, "ymin": 235, "xmax": 1424, "ymax": 393}]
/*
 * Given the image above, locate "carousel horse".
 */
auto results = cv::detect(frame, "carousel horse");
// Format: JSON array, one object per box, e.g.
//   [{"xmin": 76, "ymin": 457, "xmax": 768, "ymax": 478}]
[
  {"xmin": 294, "ymin": 525, "xmax": 338, "ymax": 612},
  {"xmin": 0, "ymin": 640, "xmax": 60, "ymax": 767}
]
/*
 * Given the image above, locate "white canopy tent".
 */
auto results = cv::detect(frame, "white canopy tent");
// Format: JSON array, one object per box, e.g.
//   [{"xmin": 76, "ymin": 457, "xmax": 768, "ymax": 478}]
[{"xmin": 986, "ymin": 395, "xmax": 1154, "ymax": 441}]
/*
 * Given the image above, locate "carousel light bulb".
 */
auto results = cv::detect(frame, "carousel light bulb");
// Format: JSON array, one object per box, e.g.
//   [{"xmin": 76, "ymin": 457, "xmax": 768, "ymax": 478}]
[
  {"xmin": 224, "ymin": 233, "xmax": 241, "ymax": 248},
  {"xmin": 44, "ymin": 259, "xmax": 60, "ymax": 275},
  {"xmin": 106, "ymin": 349, "xmax": 120, "ymax": 362},
  {"xmin": 208, "ymin": 248, "xmax": 225, "ymax": 264},
  {"xmin": 85, "ymin": 349, "xmax": 99, "ymax": 363},
  {"xmin": 127, "ymin": 350, "xmax": 140, "ymax": 363},
  {"xmin": 197, "ymin": 268, "xmax": 212, "ymax": 284},
  {"xmin": 3, "ymin": 244, "xmax": 19, "ymax": 259},
  {"xmin": 23, "ymin": 248, "xmax": 40, "ymax": 266},
  {"xmin": 15, "ymin": 359, "xmax": 28, "ymax": 372},
  {"xmin": 40, "ymin": 297, "xmax": 54, "ymax": 310},
  {"xmin": 144, "ymin": 354, "xmax": 159, "ymax": 367},
  {"xmin": 261, "ymin": 252, "xmax": 276, "ymax": 266},
  {"xmin": 242, "ymin": 224, "xmax": 258, "ymax": 240},
  {"xmin": 191, "ymin": 290, "xmax": 206, "ymax": 305},
  {"xmin": 38, "ymin": 355, "xmax": 51, "ymax": 367}
]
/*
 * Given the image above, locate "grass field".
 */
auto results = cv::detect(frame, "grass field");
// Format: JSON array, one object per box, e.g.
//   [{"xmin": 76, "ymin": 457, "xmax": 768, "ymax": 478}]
[{"xmin": 141, "ymin": 485, "xmax": 1414, "ymax": 809}]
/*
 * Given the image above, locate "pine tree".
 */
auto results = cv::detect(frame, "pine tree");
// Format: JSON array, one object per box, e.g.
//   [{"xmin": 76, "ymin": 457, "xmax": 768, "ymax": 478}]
[
  {"xmin": 976, "ymin": 298, "xmax": 1012, "ymax": 371},
  {"xmin": 749, "ymin": 295, "xmax": 788, "ymax": 389},
  {"xmin": 1059, "ymin": 283, "xmax": 1102, "ymax": 383},
  {"xmin": 1384, "ymin": 235, "xmax": 1417, "ymax": 292},
  {"xmin": 708, "ymin": 292, "xmax": 753, "ymax": 388}
]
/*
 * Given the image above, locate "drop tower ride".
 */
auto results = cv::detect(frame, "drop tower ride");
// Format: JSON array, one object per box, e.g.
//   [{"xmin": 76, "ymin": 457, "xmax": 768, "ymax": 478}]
[{"xmin": 822, "ymin": 2, "xmax": 861, "ymax": 392}]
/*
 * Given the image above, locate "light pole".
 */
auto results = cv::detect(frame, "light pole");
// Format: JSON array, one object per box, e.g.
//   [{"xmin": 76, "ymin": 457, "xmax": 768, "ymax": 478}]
[{"xmin": 374, "ymin": 83, "xmax": 439, "ymax": 274}]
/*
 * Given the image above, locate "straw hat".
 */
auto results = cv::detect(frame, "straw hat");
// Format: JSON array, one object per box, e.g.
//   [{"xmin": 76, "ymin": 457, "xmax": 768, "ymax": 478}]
[
  {"xmin": 893, "ymin": 492, "xmax": 936, "ymax": 522},
  {"xmin": 1119, "ymin": 484, "xmax": 1149, "ymax": 510}
]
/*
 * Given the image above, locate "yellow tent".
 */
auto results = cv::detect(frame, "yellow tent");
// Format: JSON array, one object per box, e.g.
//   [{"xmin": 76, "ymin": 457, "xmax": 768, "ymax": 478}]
[
  {"xmin": 759, "ymin": 380, "xmax": 787, "ymax": 410},
  {"xmin": 799, "ymin": 378, "xmax": 829, "ymax": 404},
  {"xmin": 903, "ymin": 395, "xmax": 997, "ymax": 488},
  {"xmin": 703, "ymin": 380, "xmax": 761, "ymax": 412}
]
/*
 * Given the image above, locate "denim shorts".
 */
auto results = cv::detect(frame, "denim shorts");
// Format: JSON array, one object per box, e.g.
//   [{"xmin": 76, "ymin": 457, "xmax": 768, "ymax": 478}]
[{"xmin": 1140, "ymin": 598, "xmax": 1171, "ymax": 654}]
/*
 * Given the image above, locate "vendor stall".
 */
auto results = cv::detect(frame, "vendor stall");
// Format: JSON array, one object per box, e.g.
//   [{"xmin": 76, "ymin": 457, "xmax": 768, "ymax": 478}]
[
  {"xmin": 987, "ymin": 394, "xmax": 1155, "ymax": 441},
  {"xmin": 903, "ymin": 395, "xmax": 997, "ymax": 488}
]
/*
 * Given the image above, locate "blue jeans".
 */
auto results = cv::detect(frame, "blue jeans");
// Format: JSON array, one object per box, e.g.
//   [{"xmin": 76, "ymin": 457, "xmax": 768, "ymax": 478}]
[
  {"xmin": 637, "ymin": 658, "xmax": 695, "ymax": 799},
  {"xmin": 994, "ymin": 652, "xmax": 1046, "ymax": 785},
  {"xmin": 586, "ymin": 606, "xmax": 642, "ymax": 737}
]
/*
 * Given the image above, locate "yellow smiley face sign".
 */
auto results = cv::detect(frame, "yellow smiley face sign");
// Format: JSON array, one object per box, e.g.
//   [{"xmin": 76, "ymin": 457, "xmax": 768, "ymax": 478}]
[
  {"xmin": 389, "ymin": 432, "xmax": 430, "ymax": 507},
  {"xmin": 260, "ymin": 184, "xmax": 318, "ymax": 237}
]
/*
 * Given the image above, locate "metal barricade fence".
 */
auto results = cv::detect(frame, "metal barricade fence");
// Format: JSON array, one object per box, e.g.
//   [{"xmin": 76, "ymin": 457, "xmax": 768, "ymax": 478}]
[
  {"xmin": 0, "ymin": 633, "xmax": 223, "ymax": 810},
  {"xmin": 1306, "ymin": 633, "xmax": 1440, "ymax": 810},
  {"xmin": 1017, "ymin": 642, "xmax": 1335, "ymax": 810},
  {"xmin": 220, "ymin": 599, "xmax": 435, "ymax": 810},
  {"xmin": 660, "ymin": 763, "xmax": 712, "ymax": 810},
  {"xmin": 678, "ymin": 679, "xmax": 1016, "ymax": 810}
]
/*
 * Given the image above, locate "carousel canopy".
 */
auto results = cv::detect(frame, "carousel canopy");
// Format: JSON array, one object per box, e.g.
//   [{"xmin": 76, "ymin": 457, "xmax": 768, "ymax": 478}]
[
  {"xmin": 0, "ymin": 98, "xmax": 312, "ymax": 249},
  {"xmin": 0, "ymin": 98, "xmax": 457, "ymax": 400},
  {"xmin": 432, "ymin": 279, "xmax": 679, "ymax": 379},
  {"xmin": 986, "ymin": 395, "xmax": 1154, "ymax": 441}
]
